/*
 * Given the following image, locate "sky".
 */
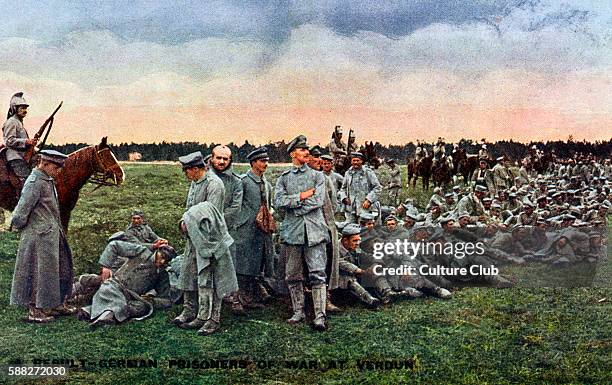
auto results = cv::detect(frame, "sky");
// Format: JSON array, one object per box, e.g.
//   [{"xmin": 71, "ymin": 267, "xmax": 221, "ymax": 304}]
[{"xmin": 0, "ymin": 0, "xmax": 610, "ymax": 145}]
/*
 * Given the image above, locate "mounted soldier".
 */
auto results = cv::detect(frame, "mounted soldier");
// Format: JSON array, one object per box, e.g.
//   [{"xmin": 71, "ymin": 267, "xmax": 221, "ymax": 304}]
[
  {"xmin": 2, "ymin": 93, "xmax": 37, "ymax": 193},
  {"xmin": 327, "ymin": 125, "xmax": 347, "ymax": 162}
]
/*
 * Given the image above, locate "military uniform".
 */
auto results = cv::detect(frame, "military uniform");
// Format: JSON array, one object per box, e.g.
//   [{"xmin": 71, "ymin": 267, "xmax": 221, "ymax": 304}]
[
  {"xmin": 386, "ymin": 161, "xmax": 401, "ymax": 206},
  {"xmin": 10, "ymin": 151, "xmax": 73, "ymax": 319},
  {"xmin": 338, "ymin": 153, "xmax": 382, "ymax": 223},
  {"xmin": 275, "ymin": 135, "xmax": 330, "ymax": 329},
  {"xmin": 124, "ymin": 222, "xmax": 162, "ymax": 250},
  {"xmin": 2, "ymin": 93, "xmax": 32, "ymax": 185}
]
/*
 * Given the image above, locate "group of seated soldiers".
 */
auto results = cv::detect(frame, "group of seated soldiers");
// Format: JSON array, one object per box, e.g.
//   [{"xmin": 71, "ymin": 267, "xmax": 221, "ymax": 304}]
[{"xmin": 65, "ymin": 148, "xmax": 609, "ymax": 334}]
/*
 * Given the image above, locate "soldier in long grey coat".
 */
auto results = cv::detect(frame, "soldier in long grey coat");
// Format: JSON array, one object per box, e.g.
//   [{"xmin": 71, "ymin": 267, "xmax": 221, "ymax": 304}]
[
  {"xmin": 173, "ymin": 151, "xmax": 226, "ymax": 327},
  {"xmin": 2, "ymin": 92, "xmax": 37, "ymax": 191},
  {"xmin": 385, "ymin": 159, "xmax": 402, "ymax": 207},
  {"xmin": 178, "ymin": 201, "xmax": 238, "ymax": 335},
  {"xmin": 234, "ymin": 147, "xmax": 275, "ymax": 309},
  {"xmin": 210, "ymin": 145, "xmax": 245, "ymax": 313},
  {"xmin": 275, "ymin": 135, "xmax": 330, "ymax": 331},
  {"xmin": 81, "ymin": 245, "xmax": 176, "ymax": 327},
  {"xmin": 10, "ymin": 150, "xmax": 73, "ymax": 323},
  {"xmin": 339, "ymin": 152, "xmax": 382, "ymax": 223}
]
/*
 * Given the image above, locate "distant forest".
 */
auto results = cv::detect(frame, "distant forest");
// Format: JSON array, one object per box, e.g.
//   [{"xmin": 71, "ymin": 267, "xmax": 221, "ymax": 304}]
[{"xmin": 45, "ymin": 138, "xmax": 612, "ymax": 163}]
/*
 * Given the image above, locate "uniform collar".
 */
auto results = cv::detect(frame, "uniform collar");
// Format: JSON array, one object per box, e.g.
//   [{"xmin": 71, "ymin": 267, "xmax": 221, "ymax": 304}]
[
  {"xmin": 247, "ymin": 169, "xmax": 263, "ymax": 182},
  {"xmin": 194, "ymin": 172, "xmax": 210, "ymax": 184},
  {"xmin": 291, "ymin": 164, "xmax": 308, "ymax": 173},
  {"xmin": 33, "ymin": 168, "xmax": 53, "ymax": 181}
]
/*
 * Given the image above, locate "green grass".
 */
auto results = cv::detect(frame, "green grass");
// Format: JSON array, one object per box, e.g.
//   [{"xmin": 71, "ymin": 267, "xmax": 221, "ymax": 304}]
[{"xmin": 0, "ymin": 163, "xmax": 610, "ymax": 384}]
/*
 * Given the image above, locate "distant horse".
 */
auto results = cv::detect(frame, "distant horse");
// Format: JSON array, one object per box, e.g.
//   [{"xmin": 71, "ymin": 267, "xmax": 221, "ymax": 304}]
[
  {"xmin": 432, "ymin": 159, "xmax": 453, "ymax": 188},
  {"xmin": 453, "ymin": 149, "xmax": 479, "ymax": 183},
  {"xmin": 0, "ymin": 137, "xmax": 124, "ymax": 232},
  {"xmin": 417, "ymin": 156, "xmax": 433, "ymax": 190},
  {"xmin": 406, "ymin": 158, "xmax": 418, "ymax": 189},
  {"xmin": 532, "ymin": 152, "xmax": 554, "ymax": 175}
]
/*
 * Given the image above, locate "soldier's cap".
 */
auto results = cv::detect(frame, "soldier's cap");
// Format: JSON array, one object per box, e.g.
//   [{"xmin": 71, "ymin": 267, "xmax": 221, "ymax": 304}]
[
  {"xmin": 482, "ymin": 197, "xmax": 492, "ymax": 202},
  {"xmin": 108, "ymin": 231, "xmax": 126, "ymax": 242},
  {"xmin": 157, "ymin": 245, "xmax": 177, "ymax": 262},
  {"xmin": 552, "ymin": 192, "xmax": 563, "ymax": 198},
  {"xmin": 453, "ymin": 185, "xmax": 461, "ymax": 191},
  {"xmin": 444, "ymin": 193, "xmax": 454, "ymax": 198},
  {"xmin": 439, "ymin": 215, "xmax": 455, "ymax": 225},
  {"xmin": 131, "ymin": 209, "xmax": 144, "ymax": 218},
  {"xmin": 588, "ymin": 231, "xmax": 602, "ymax": 238},
  {"xmin": 522, "ymin": 199, "xmax": 535, "ymax": 208},
  {"xmin": 335, "ymin": 221, "xmax": 349, "ymax": 232},
  {"xmin": 334, "ymin": 125, "xmax": 343, "ymax": 134},
  {"xmin": 385, "ymin": 158, "xmax": 396, "ymax": 164},
  {"xmin": 359, "ymin": 211, "xmax": 377, "ymax": 221},
  {"xmin": 287, "ymin": 135, "xmax": 309, "ymax": 154},
  {"xmin": 350, "ymin": 152, "xmax": 365, "ymax": 160},
  {"xmin": 496, "ymin": 156, "xmax": 505, "ymax": 161},
  {"xmin": 320, "ymin": 154, "xmax": 333, "ymax": 162},
  {"xmin": 404, "ymin": 211, "xmax": 419, "ymax": 221},
  {"xmin": 474, "ymin": 185, "xmax": 488, "ymax": 193},
  {"xmin": 536, "ymin": 217, "xmax": 547, "ymax": 225},
  {"xmin": 247, "ymin": 147, "xmax": 269, "ymax": 162},
  {"xmin": 309, "ymin": 146, "xmax": 322, "ymax": 157},
  {"xmin": 178, "ymin": 151, "xmax": 205, "ymax": 169},
  {"xmin": 341, "ymin": 223, "xmax": 361, "ymax": 237},
  {"xmin": 508, "ymin": 192, "xmax": 517, "ymax": 198},
  {"xmin": 510, "ymin": 224, "xmax": 524, "ymax": 232},
  {"xmin": 385, "ymin": 214, "xmax": 398, "ymax": 223},
  {"xmin": 39, "ymin": 149, "xmax": 68, "ymax": 166},
  {"xmin": 479, "ymin": 157, "xmax": 488, "ymax": 162},
  {"xmin": 457, "ymin": 211, "xmax": 470, "ymax": 219},
  {"xmin": 491, "ymin": 202, "xmax": 502, "ymax": 209}
]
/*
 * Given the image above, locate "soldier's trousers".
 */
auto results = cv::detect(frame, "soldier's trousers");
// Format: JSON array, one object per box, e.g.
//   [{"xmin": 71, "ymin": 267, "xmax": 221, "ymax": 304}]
[
  {"xmin": 283, "ymin": 243, "xmax": 327, "ymax": 286},
  {"xmin": 388, "ymin": 187, "xmax": 400, "ymax": 206}
]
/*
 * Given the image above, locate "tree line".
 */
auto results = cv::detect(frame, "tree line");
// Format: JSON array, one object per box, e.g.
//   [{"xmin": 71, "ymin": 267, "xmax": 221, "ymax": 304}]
[{"xmin": 45, "ymin": 138, "xmax": 611, "ymax": 163}]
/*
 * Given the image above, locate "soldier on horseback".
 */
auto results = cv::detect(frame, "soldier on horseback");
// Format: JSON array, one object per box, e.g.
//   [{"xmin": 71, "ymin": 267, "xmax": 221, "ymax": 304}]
[
  {"xmin": 432, "ymin": 137, "xmax": 446, "ymax": 167},
  {"xmin": 414, "ymin": 139, "xmax": 428, "ymax": 162},
  {"xmin": 2, "ymin": 93, "xmax": 37, "ymax": 193},
  {"xmin": 327, "ymin": 125, "xmax": 347, "ymax": 162}
]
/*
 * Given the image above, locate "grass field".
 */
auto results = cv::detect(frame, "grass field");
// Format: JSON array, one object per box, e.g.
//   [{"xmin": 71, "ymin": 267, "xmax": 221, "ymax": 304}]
[{"xmin": 0, "ymin": 163, "xmax": 610, "ymax": 384}]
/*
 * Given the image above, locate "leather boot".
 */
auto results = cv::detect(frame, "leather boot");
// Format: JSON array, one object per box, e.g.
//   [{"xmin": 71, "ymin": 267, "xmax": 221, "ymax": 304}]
[
  {"xmin": 181, "ymin": 287, "xmax": 212, "ymax": 330},
  {"xmin": 172, "ymin": 290, "xmax": 198, "ymax": 326},
  {"xmin": 326, "ymin": 290, "xmax": 342, "ymax": 314},
  {"xmin": 90, "ymin": 310, "xmax": 115, "ymax": 329},
  {"xmin": 198, "ymin": 293, "xmax": 222, "ymax": 336},
  {"xmin": 349, "ymin": 281, "xmax": 380, "ymax": 308},
  {"xmin": 229, "ymin": 292, "xmax": 246, "ymax": 315},
  {"xmin": 311, "ymin": 284, "xmax": 327, "ymax": 331},
  {"xmin": 287, "ymin": 282, "xmax": 305, "ymax": 324}
]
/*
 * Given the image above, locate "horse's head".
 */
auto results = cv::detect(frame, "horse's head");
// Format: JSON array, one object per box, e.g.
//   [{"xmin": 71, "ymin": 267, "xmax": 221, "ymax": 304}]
[{"xmin": 91, "ymin": 137, "xmax": 124, "ymax": 187}]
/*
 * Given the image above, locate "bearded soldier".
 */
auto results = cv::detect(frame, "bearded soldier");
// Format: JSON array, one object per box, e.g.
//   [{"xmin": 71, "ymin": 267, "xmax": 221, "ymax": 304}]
[
  {"xmin": 234, "ymin": 147, "xmax": 275, "ymax": 310},
  {"xmin": 2, "ymin": 92, "xmax": 37, "ymax": 192},
  {"xmin": 10, "ymin": 150, "xmax": 74, "ymax": 323},
  {"xmin": 172, "ymin": 151, "xmax": 225, "ymax": 327},
  {"xmin": 275, "ymin": 135, "xmax": 330, "ymax": 331},
  {"xmin": 209, "ymin": 144, "xmax": 244, "ymax": 313}
]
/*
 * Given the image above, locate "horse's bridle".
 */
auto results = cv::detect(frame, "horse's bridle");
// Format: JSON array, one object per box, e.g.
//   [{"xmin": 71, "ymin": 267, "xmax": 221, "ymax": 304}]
[{"xmin": 89, "ymin": 148, "xmax": 123, "ymax": 188}]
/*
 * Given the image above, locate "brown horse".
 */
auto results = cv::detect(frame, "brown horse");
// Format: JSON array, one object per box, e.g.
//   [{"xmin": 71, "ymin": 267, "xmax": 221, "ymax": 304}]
[
  {"xmin": 362, "ymin": 141, "xmax": 381, "ymax": 169},
  {"xmin": 0, "ymin": 137, "xmax": 124, "ymax": 231},
  {"xmin": 432, "ymin": 159, "xmax": 453, "ymax": 188}
]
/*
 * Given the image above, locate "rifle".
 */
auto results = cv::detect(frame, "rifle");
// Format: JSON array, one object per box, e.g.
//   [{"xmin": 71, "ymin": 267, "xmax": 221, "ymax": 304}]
[{"xmin": 24, "ymin": 101, "xmax": 62, "ymax": 163}]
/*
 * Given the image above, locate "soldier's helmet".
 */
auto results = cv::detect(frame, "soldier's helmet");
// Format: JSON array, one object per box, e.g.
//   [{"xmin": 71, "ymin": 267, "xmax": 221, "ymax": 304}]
[{"xmin": 9, "ymin": 92, "xmax": 28, "ymax": 108}]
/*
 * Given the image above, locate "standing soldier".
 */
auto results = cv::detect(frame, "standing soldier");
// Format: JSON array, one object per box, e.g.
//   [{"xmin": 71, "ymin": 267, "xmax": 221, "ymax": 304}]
[
  {"xmin": 327, "ymin": 126, "xmax": 346, "ymax": 161},
  {"xmin": 472, "ymin": 158, "xmax": 493, "ymax": 189},
  {"xmin": 2, "ymin": 92, "xmax": 37, "ymax": 192},
  {"xmin": 209, "ymin": 144, "xmax": 244, "ymax": 314},
  {"xmin": 386, "ymin": 159, "xmax": 401, "ymax": 207},
  {"xmin": 172, "ymin": 151, "xmax": 225, "ymax": 327},
  {"xmin": 275, "ymin": 135, "xmax": 330, "ymax": 331},
  {"xmin": 491, "ymin": 156, "xmax": 511, "ymax": 196},
  {"xmin": 10, "ymin": 150, "xmax": 74, "ymax": 322},
  {"xmin": 321, "ymin": 154, "xmax": 343, "ymax": 192},
  {"xmin": 338, "ymin": 152, "xmax": 382, "ymax": 223},
  {"xmin": 234, "ymin": 147, "xmax": 275, "ymax": 310}
]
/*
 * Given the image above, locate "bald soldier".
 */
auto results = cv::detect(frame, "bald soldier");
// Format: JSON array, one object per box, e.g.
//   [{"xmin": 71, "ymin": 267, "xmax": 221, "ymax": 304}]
[
  {"xmin": 172, "ymin": 151, "xmax": 226, "ymax": 327},
  {"xmin": 275, "ymin": 135, "xmax": 330, "ymax": 331},
  {"xmin": 209, "ymin": 144, "xmax": 244, "ymax": 314}
]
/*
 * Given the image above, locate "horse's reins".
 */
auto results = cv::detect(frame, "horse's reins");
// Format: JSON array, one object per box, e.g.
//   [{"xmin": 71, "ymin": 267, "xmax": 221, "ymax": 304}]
[{"xmin": 88, "ymin": 148, "xmax": 122, "ymax": 192}]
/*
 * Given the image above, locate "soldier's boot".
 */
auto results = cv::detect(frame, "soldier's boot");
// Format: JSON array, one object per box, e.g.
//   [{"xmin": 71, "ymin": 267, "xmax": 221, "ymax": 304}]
[
  {"xmin": 326, "ymin": 290, "xmax": 342, "ymax": 314},
  {"xmin": 399, "ymin": 287, "xmax": 424, "ymax": 299},
  {"xmin": 229, "ymin": 292, "xmax": 246, "ymax": 316},
  {"xmin": 311, "ymin": 284, "xmax": 327, "ymax": 331},
  {"xmin": 244, "ymin": 280, "xmax": 265, "ymax": 309},
  {"xmin": 181, "ymin": 287, "xmax": 212, "ymax": 330},
  {"xmin": 287, "ymin": 283, "xmax": 305, "ymax": 325},
  {"xmin": 349, "ymin": 281, "xmax": 380, "ymax": 309},
  {"xmin": 483, "ymin": 274, "xmax": 514, "ymax": 288},
  {"xmin": 255, "ymin": 278, "xmax": 273, "ymax": 304},
  {"xmin": 434, "ymin": 286, "xmax": 452, "ymax": 299},
  {"xmin": 379, "ymin": 288, "xmax": 401, "ymax": 304},
  {"xmin": 198, "ymin": 294, "xmax": 222, "ymax": 336},
  {"xmin": 172, "ymin": 290, "xmax": 197, "ymax": 326}
]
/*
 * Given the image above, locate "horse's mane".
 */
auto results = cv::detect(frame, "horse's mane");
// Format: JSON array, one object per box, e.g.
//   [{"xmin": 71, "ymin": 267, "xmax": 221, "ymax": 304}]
[{"xmin": 62, "ymin": 145, "xmax": 96, "ymax": 169}]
